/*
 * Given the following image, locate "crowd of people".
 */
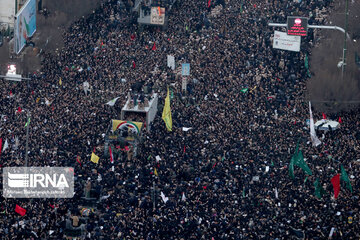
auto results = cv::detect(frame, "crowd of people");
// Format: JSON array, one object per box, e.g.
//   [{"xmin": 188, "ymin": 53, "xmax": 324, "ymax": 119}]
[{"xmin": 0, "ymin": 0, "xmax": 359, "ymax": 239}]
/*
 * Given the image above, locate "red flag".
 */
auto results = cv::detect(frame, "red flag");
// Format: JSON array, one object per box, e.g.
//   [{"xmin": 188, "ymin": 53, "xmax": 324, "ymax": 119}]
[
  {"xmin": 212, "ymin": 162, "xmax": 216, "ymax": 169},
  {"xmin": 49, "ymin": 204, "xmax": 55, "ymax": 209},
  {"xmin": 9, "ymin": 91, "xmax": 13, "ymax": 97},
  {"xmin": 183, "ymin": 145, "xmax": 186, "ymax": 153},
  {"xmin": 152, "ymin": 42, "xmax": 156, "ymax": 51},
  {"xmin": 338, "ymin": 117, "xmax": 342, "ymax": 123},
  {"xmin": 132, "ymin": 61, "xmax": 136, "ymax": 69},
  {"xmin": 15, "ymin": 205, "xmax": 26, "ymax": 216},
  {"xmin": 331, "ymin": 174, "xmax": 340, "ymax": 199},
  {"xmin": 109, "ymin": 146, "xmax": 114, "ymax": 164},
  {"xmin": 76, "ymin": 155, "xmax": 81, "ymax": 166},
  {"xmin": 16, "ymin": 107, "xmax": 22, "ymax": 114},
  {"xmin": 322, "ymin": 113, "xmax": 326, "ymax": 119},
  {"xmin": 93, "ymin": 147, "xmax": 96, "ymax": 153},
  {"xmin": 207, "ymin": 0, "xmax": 211, "ymax": 8}
]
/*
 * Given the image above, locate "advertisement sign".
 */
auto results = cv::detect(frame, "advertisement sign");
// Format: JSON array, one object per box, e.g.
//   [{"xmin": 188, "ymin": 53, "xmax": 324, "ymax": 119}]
[
  {"xmin": 287, "ymin": 16, "xmax": 308, "ymax": 36},
  {"xmin": 14, "ymin": 0, "xmax": 36, "ymax": 54},
  {"xmin": 150, "ymin": 7, "xmax": 165, "ymax": 25},
  {"xmin": 182, "ymin": 63, "xmax": 190, "ymax": 76},
  {"xmin": 273, "ymin": 31, "xmax": 301, "ymax": 52}
]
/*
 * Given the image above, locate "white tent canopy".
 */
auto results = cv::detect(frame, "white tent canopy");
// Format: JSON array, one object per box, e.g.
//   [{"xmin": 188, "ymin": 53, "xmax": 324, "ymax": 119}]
[{"xmin": 314, "ymin": 119, "xmax": 340, "ymax": 131}]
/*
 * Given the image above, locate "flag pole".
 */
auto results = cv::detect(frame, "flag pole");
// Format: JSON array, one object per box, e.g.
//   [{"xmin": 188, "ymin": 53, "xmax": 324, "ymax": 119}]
[{"xmin": 25, "ymin": 111, "xmax": 31, "ymax": 167}]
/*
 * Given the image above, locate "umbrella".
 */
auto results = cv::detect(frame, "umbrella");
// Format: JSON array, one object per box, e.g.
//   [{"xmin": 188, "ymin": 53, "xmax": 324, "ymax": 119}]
[{"xmin": 314, "ymin": 119, "xmax": 340, "ymax": 131}]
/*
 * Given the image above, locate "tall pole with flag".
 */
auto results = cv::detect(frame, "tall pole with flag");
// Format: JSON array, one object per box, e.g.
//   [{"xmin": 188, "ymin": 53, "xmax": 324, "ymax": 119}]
[
  {"xmin": 162, "ymin": 87, "xmax": 172, "ymax": 131},
  {"xmin": 309, "ymin": 102, "xmax": 321, "ymax": 147},
  {"xmin": 25, "ymin": 112, "xmax": 31, "ymax": 167}
]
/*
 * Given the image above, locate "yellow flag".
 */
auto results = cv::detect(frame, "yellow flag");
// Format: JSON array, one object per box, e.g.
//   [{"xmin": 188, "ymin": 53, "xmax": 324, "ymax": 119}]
[
  {"xmin": 162, "ymin": 87, "xmax": 172, "ymax": 131},
  {"xmin": 36, "ymin": 97, "xmax": 40, "ymax": 103},
  {"xmin": 90, "ymin": 152, "xmax": 99, "ymax": 164},
  {"xmin": 59, "ymin": 78, "xmax": 62, "ymax": 86},
  {"xmin": 154, "ymin": 168, "xmax": 158, "ymax": 176}
]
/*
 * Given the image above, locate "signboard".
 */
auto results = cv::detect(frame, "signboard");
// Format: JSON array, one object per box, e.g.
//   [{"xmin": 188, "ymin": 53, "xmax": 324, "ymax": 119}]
[
  {"xmin": 287, "ymin": 17, "xmax": 308, "ymax": 36},
  {"xmin": 14, "ymin": 0, "xmax": 36, "ymax": 54},
  {"xmin": 273, "ymin": 31, "xmax": 301, "ymax": 52},
  {"xmin": 167, "ymin": 55, "xmax": 175, "ymax": 70},
  {"xmin": 150, "ymin": 7, "xmax": 165, "ymax": 25},
  {"xmin": 112, "ymin": 120, "xmax": 143, "ymax": 134},
  {"xmin": 181, "ymin": 63, "xmax": 190, "ymax": 76}
]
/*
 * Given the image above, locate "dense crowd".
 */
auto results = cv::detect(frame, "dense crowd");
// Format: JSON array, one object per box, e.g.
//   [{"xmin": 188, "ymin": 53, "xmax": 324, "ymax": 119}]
[{"xmin": 0, "ymin": 0, "xmax": 359, "ymax": 239}]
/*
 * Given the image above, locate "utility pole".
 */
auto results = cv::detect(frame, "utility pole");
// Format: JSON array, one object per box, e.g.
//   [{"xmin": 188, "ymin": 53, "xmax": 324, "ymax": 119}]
[{"xmin": 342, "ymin": 0, "xmax": 349, "ymax": 76}]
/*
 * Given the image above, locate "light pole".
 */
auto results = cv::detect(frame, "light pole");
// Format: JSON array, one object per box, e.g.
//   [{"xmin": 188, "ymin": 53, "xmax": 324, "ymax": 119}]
[
  {"xmin": 268, "ymin": 15, "xmax": 351, "ymax": 76},
  {"xmin": 342, "ymin": 0, "xmax": 349, "ymax": 77},
  {"xmin": 24, "ymin": 111, "xmax": 31, "ymax": 167}
]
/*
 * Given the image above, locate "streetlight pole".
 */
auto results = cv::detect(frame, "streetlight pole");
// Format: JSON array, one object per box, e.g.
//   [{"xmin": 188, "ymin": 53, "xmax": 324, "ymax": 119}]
[
  {"xmin": 342, "ymin": 0, "xmax": 349, "ymax": 77},
  {"xmin": 268, "ymin": 19, "xmax": 351, "ymax": 76}
]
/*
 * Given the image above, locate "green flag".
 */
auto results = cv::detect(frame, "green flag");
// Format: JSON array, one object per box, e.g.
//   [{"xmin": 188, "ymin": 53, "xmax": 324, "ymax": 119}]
[
  {"xmin": 290, "ymin": 143, "xmax": 312, "ymax": 179},
  {"xmin": 241, "ymin": 88, "xmax": 248, "ymax": 93},
  {"xmin": 24, "ymin": 117, "xmax": 30, "ymax": 128},
  {"xmin": 340, "ymin": 165, "xmax": 353, "ymax": 193},
  {"xmin": 289, "ymin": 155, "xmax": 295, "ymax": 179},
  {"xmin": 304, "ymin": 54, "xmax": 309, "ymax": 69},
  {"xmin": 314, "ymin": 178, "xmax": 326, "ymax": 199},
  {"xmin": 170, "ymin": 88, "xmax": 174, "ymax": 100},
  {"xmin": 304, "ymin": 176, "xmax": 308, "ymax": 185},
  {"xmin": 294, "ymin": 150, "xmax": 312, "ymax": 176}
]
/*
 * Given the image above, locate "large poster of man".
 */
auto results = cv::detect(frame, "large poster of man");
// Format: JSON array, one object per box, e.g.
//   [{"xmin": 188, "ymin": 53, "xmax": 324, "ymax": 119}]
[{"xmin": 14, "ymin": 0, "xmax": 36, "ymax": 54}]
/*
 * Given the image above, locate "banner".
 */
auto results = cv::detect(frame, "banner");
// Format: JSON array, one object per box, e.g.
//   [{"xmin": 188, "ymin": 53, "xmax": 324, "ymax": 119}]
[
  {"xmin": 273, "ymin": 31, "xmax": 301, "ymax": 52},
  {"xmin": 182, "ymin": 63, "xmax": 190, "ymax": 76},
  {"xmin": 162, "ymin": 88, "xmax": 172, "ymax": 131},
  {"xmin": 14, "ymin": 0, "xmax": 36, "ymax": 54},
  {"xmin": 112, "ymin": 120, "xmax": 143, "ymax": 134},
  {"xmin": 150, "ymin": 7, "xmax": 165, "ymax": 25},
  {"xmin": 167, "ymin": 55, "xmax": 175, "ymax": 70}
]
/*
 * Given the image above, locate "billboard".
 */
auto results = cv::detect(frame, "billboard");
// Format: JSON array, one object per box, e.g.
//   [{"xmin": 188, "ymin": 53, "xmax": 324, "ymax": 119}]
[
  {"xmin": 273, "ymin": 31, "xmax": 301, "ymax": 52},
  {"xmin": 150, "ymin": 7, "xmax": 165, "ymax": 25},
  {"xmin": 287, "ymin": 17, "xmax": 308, "ymax": 36},
  {"xmin": 14, "ymin": 0, "xmax": 36, "ymax": 54}
]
